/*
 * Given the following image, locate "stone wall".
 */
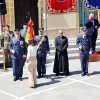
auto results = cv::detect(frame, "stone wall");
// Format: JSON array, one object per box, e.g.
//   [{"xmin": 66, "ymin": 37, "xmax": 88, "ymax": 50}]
[
  {"xmin": 45, "ymin": 28, "xmax": 100, "ymax": 40},
  {"xmin": 5, "ymin": 0, "xmax": 15, "ymax": 31}
]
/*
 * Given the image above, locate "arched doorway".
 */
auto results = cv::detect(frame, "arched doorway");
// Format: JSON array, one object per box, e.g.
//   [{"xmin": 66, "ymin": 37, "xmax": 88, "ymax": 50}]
[{"xmin": 14, "ymin": 0, "xmax": 38, "ymax": 35}]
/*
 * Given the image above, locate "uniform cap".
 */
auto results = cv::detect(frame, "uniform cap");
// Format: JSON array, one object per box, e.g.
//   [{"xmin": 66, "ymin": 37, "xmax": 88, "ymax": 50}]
[
  {"xmin": 14, "ymin": 29, "xmax": 20, "ymax": 32},
  {"xmin": 14, "ymin": 29, "xmax": 20, "ymax": 34},
  {"xmin": 38, "ymin": 27, "xmax": 44, "ymax": 30}
]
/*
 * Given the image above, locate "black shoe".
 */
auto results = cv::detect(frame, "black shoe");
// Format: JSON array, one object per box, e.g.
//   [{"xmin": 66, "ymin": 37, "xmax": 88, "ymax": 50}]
[
  {"xmin": 55, "ymin": 73, "xmax": 59, "ymax": 76},
  {"xmin": 81, "ymin": 73, "xmax": 85, "ymax": 76},
  {"xmin": 30, "ymin": 84, "xmax": 37, "ymax": 88},
  {"xmin": 33, "ymin": 84, "xmax": 37, "ymax": 88},
  {"xmin": 13, "ymin": 77, "xmax": 18, "ymax": 81},
  {"xmin": 19, "ymin": 77, "xmax": 23, "ymax": 81},
  {"xmin": 29, "ymin": 85, "xmax": 34, "ymax": 88},
  {"xmin": 86, "ymin": 73, "xmax": 90, "ymax": 76},
  {"xmin": 65, "ymin": 73, "xmax": 69, "ymax": 76},
  {"xmin": 37, "ymin": 76, "xmax": 41, "ymax": 79},
  {"xmin": 42, "ymin": 74, "xmax": 46, "ymax": 78}
]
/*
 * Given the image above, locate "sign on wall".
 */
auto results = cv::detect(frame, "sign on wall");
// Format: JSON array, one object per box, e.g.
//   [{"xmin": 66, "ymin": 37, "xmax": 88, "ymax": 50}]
[{"xmin": 47, "ymin": 0, "xmax": 77, "ymax": 14}]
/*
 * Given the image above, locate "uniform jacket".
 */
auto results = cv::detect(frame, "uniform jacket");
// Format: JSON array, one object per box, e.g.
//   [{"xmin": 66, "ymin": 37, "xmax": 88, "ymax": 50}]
[
  {"xmin": 20, "ymin": 29, "xmax": 27, "ymax": 39},
  {"xmin": 76, "ymin": 34, "xmax": 92, "ymax": 53},
  {"xmin": 85, "ymin": 18, "xmax": 100, "ymax": 36},
  {"xmin": 36, "ymin": 35, "xmax": 50, "ymax": 56},
  {"xmin": 8, "ymin": 37, "xmax": 27, "ymax": 59},
  {"xmin": 0, "ymin": 31, "xmax": 14, "ymax": 49}
]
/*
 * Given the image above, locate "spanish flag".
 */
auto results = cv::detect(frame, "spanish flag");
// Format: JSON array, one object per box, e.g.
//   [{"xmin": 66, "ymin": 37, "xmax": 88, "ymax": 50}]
[{"xmin": 25, "ymin": 18, "xmax": 35, "ymax": 43}]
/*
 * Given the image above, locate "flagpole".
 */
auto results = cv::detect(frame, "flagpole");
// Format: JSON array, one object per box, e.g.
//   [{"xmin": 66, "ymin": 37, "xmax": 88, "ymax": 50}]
[
  {"xmin": 82, "ymin": 0, "xmax": 85, "ymax": 27},
  {"xmin": 44, "ymin": 0, "xmax": 48, "ymax": 36},
  {"xmin": 38, "ymin": 0, "xmax": 41, "ymax": 27},
  {"xmin": 78, "ymin": 0, "xmax": 80, "ymax": 34}
]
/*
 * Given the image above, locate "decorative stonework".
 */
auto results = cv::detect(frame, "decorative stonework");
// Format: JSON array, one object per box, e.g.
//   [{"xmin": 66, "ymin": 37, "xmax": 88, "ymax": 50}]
[
  {"xmin": 47, "ymin": 0, "xmax": 77, "ymax": 14},
  {"xmin": 85, "ymin": 0, "xmax": 100, "ymax": 10}
]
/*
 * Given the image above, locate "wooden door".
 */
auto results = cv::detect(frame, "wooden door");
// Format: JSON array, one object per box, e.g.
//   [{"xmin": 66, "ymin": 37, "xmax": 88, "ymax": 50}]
[{"xmin": 14, "ymin": 0, "xmax": 38, "ymax": 35}]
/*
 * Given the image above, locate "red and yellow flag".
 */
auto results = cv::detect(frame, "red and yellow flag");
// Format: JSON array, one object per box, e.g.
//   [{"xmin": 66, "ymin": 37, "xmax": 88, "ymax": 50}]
[{"xmin": 25, "ymin": 18, "xmax": 35, "ymax": 42}]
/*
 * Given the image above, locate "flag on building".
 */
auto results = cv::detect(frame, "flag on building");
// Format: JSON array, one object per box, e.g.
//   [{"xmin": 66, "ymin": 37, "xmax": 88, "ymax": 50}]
[
  {"xmin": 47, "ymin": 0, "xmax": 77, "ymax": 14},
  {"xmin": 85, "ymin": 0, "xmax": 100, "ymax": 10},
  {"xmin": 25, "ymin": 18, "xmax": 35, "ymax": 42}
]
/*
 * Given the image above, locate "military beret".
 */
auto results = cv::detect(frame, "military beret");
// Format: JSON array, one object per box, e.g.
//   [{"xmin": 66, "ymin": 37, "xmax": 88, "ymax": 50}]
[
  {"xmin": 23, "ymin": 23, "xmax": 27, "ymax": 25},
  {"xmin": 14, "ymin": 29, "xmax": 20, "ymax": 33},
  {"xmin": 38, "ymin": 27, "xmax": 44, "ymax": 30}
]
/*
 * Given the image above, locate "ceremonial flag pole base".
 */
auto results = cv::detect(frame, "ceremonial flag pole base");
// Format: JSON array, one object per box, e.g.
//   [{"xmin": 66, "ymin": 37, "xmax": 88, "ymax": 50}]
[{"xmin": 1, "ymin": 68, "xmax": 9, "ymax": 72}]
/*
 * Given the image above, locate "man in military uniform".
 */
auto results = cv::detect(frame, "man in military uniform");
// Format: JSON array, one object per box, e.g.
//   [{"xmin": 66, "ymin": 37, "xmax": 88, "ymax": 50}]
[
  {"xmin": 36, "ymin": 28, "xmax": 50, "ymax": 78},
  {"xmin": 0, "ymin": 25, "xmax": 14, "ymax": 67},
  {"xmin": 76, "ymin": 28, "xmax": 92, "ymax": 76},
  {"xmin": 8, "ymin": 29, "xmax": 27, "ymax": 81},
  {"xmin": 20, "ymin": 24, "xmax": 28, "ymax": 39}
]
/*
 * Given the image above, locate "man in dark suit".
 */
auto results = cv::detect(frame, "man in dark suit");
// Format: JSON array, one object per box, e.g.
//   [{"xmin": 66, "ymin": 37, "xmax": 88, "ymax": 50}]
[
  {"xmin": 85, "ymin": 13, "xmax": 100, "ymax": 54},
  {"xmin": 8, "ymin": 29, "xmax": 27, "ymax": 81}
]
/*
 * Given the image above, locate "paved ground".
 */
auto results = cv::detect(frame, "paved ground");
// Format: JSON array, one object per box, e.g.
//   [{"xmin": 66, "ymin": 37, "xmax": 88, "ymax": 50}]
[{"xmin": 0, "ymin": 37, "xmax": 100, "ymax": 100}]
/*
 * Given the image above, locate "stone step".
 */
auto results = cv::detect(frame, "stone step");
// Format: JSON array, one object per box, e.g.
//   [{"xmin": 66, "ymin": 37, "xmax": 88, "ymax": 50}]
[{"xmin": 46, "ymin": 37, "xmax": 100, "ymax": 67}]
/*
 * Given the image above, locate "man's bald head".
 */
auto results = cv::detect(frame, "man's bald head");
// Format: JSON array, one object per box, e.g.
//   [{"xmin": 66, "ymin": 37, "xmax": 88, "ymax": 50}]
[
  {"xmin": 89, "ymin": 13, "xmax": 94, "ymax": 20},
  {"xmin": 58, "ymin": 30, "xmax": 63, "ymax": 37}
]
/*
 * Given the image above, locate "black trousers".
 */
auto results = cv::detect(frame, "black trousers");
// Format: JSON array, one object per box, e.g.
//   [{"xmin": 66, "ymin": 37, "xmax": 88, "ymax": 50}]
[
  {"xmin": 91, "ymin": 33, "xmax": 97, "ymax": 52},
  {"xmin": 12, "ymin": 58, "xmax": 23, "ymax": 78},
  {"xmin": 37, "ymin": 55, "xmax": 46, "ymax": 76},
  {"xmin": 80, "ymin": 52, "xmax": 89, "ymax": 74}
]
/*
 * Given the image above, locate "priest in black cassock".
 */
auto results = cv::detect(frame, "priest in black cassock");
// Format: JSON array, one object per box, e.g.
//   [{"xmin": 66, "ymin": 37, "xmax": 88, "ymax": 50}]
[{"xmin": 53, "ymin": 30, "xmax": 69, "ymax": 76}]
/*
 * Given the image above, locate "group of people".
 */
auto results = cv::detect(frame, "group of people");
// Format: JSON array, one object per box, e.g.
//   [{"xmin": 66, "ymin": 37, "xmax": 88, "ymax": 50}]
[
  {"xmin": 54, "ymin": 13, "xmax": 100, "ymax": 77},
  {"xmin": 0, "ymin": 25, "xmax": 50, "ymax": 88},
  {"xmin": 0, "ymin": 13, "xmax": 99, "ymax": 88}
]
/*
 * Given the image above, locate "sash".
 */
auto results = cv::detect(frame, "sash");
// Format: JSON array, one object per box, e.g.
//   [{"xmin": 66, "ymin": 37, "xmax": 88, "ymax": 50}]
[{"xmin": 37, "ymin": 35, "xmax": 45, "ymax": 49}]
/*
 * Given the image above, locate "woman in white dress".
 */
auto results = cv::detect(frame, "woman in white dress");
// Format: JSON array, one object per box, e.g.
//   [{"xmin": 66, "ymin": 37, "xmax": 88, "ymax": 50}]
[{"xmin": 25, "ymin": 38, "xmax": 37, "ymax": 88}]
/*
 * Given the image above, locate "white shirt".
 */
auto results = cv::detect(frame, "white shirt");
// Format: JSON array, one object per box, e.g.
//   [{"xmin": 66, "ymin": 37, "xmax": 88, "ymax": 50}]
[
  {"xmin": 83, "ymin": 35, "xmax": 85, "ymax": 38},
  {"xmin": 27, "ymin": 45, "xmax": 37, "ymax": 58}
]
